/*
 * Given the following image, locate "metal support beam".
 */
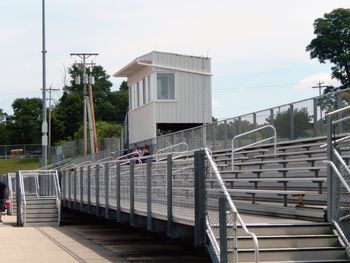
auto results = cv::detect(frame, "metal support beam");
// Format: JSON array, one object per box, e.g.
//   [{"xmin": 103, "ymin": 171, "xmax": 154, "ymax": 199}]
[
  {"xmin": 73, "ymin": 168, "xmax": 77, "ymax": 210},
  {"xmin": 104, "ymin": 163, "xmax": 109, "ymax": 219},
  {"xmin": 337, "ymin": 93, "xmax": 343, "ymax": 133},
  {"xmin": 224, "ymin": 120, "xmax": 228, "ymax": 149},
  {"xmin": 290, "ymin": 104, "xmax": 294, "ymax": 140},
  {"xmin": 167, "ymin": 154, "xmax": 173, "ymax": 236},
  {"xmin": 79, "ymin": 166, "xmax": 83, "ymax": 211},
  {"xmin": 146, "ymin": 157, "xmax": 152, "ymax": 231},
  {"xmin": 219, "ymin": 197, "xmax": 228, "ymax": 263},
  {"xmin": 313, "ymin": 98, "xmax": 318, "ymax": 137},
  {"xmin": 116, "ymin": 162, "xmax": 121, "ymax": 222},
  {"xmin": 95, "ymin": 165, "xmax": 100, "ymax": 216},
  {"xmin": 87, "ymin": 165, "xmax": 91, "ymax": 213},
  {"xmin": 327, "ymin": 115, "xmax": 335, "ymax": 221},
  {"xmin": 130, "ymin": 160, "xmax": 135, "ymax": 226},
  {"xmin": 68, "ymin": 169, "xmax": 72, "ymax": 209},
  {"xmin": 194, "ymin": 150, "xmax": 206, "ymax": 246},
  {"xmin": 16, "ymin": 171, "xmax": 22, "ymax": 226}
]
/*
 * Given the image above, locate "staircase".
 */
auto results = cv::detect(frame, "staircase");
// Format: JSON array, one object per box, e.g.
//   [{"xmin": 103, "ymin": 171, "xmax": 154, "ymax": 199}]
[
  {"xmin": 24, "ymin": 194, "xmax": 59, "ymax": 227},
  {"xmin": 206, "ymin": 136, "xmax": 350, "ymax": 262},
  {"xmin": 16, "ymin": 170, "xmax": 61, "ymax": 227},
  {"xmin": 212, "ymin": 222, "xmax": 349, "ymax": 262}
]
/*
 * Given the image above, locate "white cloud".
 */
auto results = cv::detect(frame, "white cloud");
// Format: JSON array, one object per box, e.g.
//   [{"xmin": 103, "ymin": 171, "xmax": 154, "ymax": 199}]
[{"xmin": 293, "ymin": 73, "xmax": 340, "ymax": 90}]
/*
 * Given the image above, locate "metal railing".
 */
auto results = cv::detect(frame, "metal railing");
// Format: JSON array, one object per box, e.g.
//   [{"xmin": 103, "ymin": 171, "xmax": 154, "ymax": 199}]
[
  {"xmin": 231, "ymin": 125, "xmax": 276, "ymax": 170},
  {"xmin": 17, "ymin": 170, "xmax": 61, "ymax": 226},
  {"xmin": 205, "ymin": 148, "xmax": 259, "ymax": 263},
  {"xmin": 156, "ymin": 142, "xmax": 189, "ymax": 160}
]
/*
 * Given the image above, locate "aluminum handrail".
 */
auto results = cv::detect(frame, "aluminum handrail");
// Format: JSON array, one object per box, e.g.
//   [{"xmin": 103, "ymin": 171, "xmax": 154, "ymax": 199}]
[
  {"xmin": 326, "ymin": 105, "xmax": 350, "ymax": 116},
  {"xmin": 320, "ymin": 134, "xmax": 350, "ymax": 149},
  {"xmin": 324, "ymin": 150, "xmax": 350, "ymax": 193},
  {"xmin": 53, "ymin": 171, "xmax": 61, "ymax": 225},
  {"xmin": 156, "ymin": 142, "xmax": 189, "ymax": 161},
  {"xmin": 206, "ymin": 219, "xmax": 220, "ymax": 261},
  {"xmin": 18, "ymin": 172, "xmax": 27, "ymax": 224},
  {"xmin": 205, "ymin": 148, "xmax": 259, "ymax": 263},
  {"xmin": 231, "ymin": 125, "xmax": 276, "ymax": 170}
]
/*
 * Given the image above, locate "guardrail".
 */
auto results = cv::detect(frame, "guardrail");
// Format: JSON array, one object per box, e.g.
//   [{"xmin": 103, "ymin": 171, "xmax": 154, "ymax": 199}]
[
  {"xmin": 205, "ymin": 148, "xmax": 259, "ymax": 262},
  {"xmin": 231, "ymin": 125, "xmax": 276, "ymax": 170}
]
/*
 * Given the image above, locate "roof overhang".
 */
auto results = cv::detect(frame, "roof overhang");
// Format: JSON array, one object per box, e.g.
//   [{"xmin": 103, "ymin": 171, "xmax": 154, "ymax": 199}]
[{"xmin": 113, "ymin": 59, "xmax": 152, "ymax": 77}]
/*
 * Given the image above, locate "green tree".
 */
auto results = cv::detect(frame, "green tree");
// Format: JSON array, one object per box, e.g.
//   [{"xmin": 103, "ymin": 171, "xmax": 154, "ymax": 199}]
[
  {"xmin": 7, "ymin": 98, "xmax": 42, "ymax": 144},
  {"xmin": 267, "ymin": 108, "xmax": 312, "ymax": 139},
  {"xmin": 306, "ymin": 8, "xmax": 350, "ymax": 88},
  {"xmin": 73, "ymin": 121, "xmax": 122, "ymax": 139},
  {"xmin": 0, "ymin": 109, "xmax": 9, "ymax": 145}
]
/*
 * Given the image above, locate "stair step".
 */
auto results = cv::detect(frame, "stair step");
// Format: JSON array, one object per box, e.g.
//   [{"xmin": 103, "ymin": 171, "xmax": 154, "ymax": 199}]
[
  {"xmin": 24, "ymin": 222, "xmax": 59, "ymax": 227},
  {"xmin": 210, "ymin": 223, "xmax": 332, "ymax": 236},
  {"xmin": 219, "ymin": 235, "xmax": 338, "ymax": 249},
  {"xmin": 25, "ymin": 217, "xmax": 59, "ymax": 223},
  {"xmin": 233, "ymin": 247, "xmax": 347, "ymax": 262}
]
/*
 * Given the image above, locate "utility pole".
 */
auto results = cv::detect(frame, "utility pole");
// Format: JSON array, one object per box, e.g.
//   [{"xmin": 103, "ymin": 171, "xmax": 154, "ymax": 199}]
[
  {"xmin": 312, "ymin": 81, "xmax": 328, "ymax": 97},
  {"xmin": 47, "ymin": 86, "xmax": 60, "ymax": 150},
  {"xmin": 70, "ymin": 53, "xmax": 98, "ymax": 155},
  {"xmin": 41, "ymin": 0, "xmax": 48, "ymax": 167}
]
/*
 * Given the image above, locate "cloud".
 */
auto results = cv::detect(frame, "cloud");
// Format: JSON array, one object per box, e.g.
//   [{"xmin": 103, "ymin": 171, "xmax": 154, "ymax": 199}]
[
  {"xmin": 212, "ymin": 97, "xmax": 221, "ymax": 109},
  {"xmin": 293, "ymin": 73, "xmax": 340, "ymax": 90}
]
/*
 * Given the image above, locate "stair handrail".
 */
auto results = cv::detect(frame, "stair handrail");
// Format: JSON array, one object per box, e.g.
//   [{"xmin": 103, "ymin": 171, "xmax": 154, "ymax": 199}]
[
  {"xmin": 18, "ymin": 171, "xmax": 27, "ymax": 224},
  {"xmin": 53, "ymin": 170, "xmax": 61, "ymax": 226},
  {"xmin": 320, "ymin": 134, "xmax": 350, "ymax": 149},
  {"xmin": 323, "ymin": 151, "xmax": 350, "ymax": 251},
  {"xmin": 205, "ymin": 148, "xmax": 260, "ymax": 263},
  {"xmin": 156, "ymin": 142, "xmax": 189, "ymax": 161},
  {"xmin": 231, "ymin": 125, "xmax": 276, "ymax": 170}
]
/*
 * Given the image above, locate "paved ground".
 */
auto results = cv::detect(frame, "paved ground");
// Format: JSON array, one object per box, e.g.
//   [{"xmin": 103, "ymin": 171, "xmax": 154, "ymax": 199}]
[{"xmin": 0, "ymin": 215, "xmax": 210, "ymax": 263}]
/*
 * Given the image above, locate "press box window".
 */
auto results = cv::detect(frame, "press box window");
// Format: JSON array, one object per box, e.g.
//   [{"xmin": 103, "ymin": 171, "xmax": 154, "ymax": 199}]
[{"xmin": 157, "ymin": 73, "xmax": 174, "ymax": 100}]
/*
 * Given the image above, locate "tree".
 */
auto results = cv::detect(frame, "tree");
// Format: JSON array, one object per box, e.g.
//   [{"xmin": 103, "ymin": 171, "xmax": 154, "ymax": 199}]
[
  {"xmin": 0, "ymin": 109, "xmax": 9, "ymax": 145},
  {"xmin": 306, "ymin": 8, "xmax": 350, "ymax": 88},
  {"xmin": 6, "ymin": 98, "xmax": 42, "ymax": 144},
  {"xmin": 73, "ymin": 121, "xmax": 122, "ymax": 139}
]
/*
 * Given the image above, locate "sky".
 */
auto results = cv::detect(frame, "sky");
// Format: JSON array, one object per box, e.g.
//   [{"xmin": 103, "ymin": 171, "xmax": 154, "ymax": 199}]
[{"xmin": 0, "ymin": 0, "xmax": 348, "ymax": 119}]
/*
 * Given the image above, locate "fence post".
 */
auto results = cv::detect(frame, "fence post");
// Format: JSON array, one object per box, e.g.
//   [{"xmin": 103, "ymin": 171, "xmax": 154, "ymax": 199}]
[
  {"xmin": 116, "ymin": 162, "xmax": 121, "ymax": 222},
  {"xmin": 130, "ymin": 160, "xmax": 135, "ymax": 226},
  {"xmin": 61, "ymin": 170, "xmax": 66, "ymax": 207},
  {"xmin": 238, "ymin": 117, "xmax": 242, "ymax": 135},
  {"xmin": 95, "ymin": 165, "xmax": 100, "ymax": 216},
  {"xmin": 270, "ymin": 109, "xmax": 274, "ymax": 126},
  {"xmin": 87, "ymin": 165, "xmax": 91, "ymax": 213},
  {"xmin": 327, "ymin": 115, "xmax": 336, "ymax": 221},
  {"xmin": 337, "ymin": 92, "xmax": 343, "ymax": 133},
  {"xmin": 167, "ymin": 154, "xmax": 173, "ymax": 236},
  {"xmin": 68, "ymin": 169, "xmax": 72, "ymax": 209},
  {"xmin": 73, "ymin": 168, "xmax": 77, "ymax": 210},
  {"xmin": 253, "ymin": 113, "xmax": 257, "ymax": 142},
  {"xmin": 194, "ymin": 150, "xmax": 206, "ymax": 246},
  {"xmin": 313, "ymin": 98, "xmax": 318, "ymax": 137},
  {"xmin": 79, "ymin": 166, "xmax": 83, "ymax": 212},
  {"xmin": 16, "ymin": 171, "xmax": 22, "ymax": 226},
  {"xmin": 202, "ymin": 126, "xmax": 207, "ymax": 147},
  {"xmin": 105, "ymin": 163, "xmax": 109, "ymax": 219},
  {"xmin": 219, "ymin": 197, "xmax": 228, "ymax": 263},
  {"xmin": 224, "ymin": 120, "xmax": 228, "ymax": 149},
  {"xmin": 289, "ymin": 104, "xmax": 294, "ymax": 140},
  {"xmin": 146, "ymin": 157, "xmax": 152, "ymax": 231}
]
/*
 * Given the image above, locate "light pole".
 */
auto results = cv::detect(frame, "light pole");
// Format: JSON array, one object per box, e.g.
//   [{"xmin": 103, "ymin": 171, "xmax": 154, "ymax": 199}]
[{"xmin": 41, "ymin": 0, "xmax": 48, "ymax": 167}]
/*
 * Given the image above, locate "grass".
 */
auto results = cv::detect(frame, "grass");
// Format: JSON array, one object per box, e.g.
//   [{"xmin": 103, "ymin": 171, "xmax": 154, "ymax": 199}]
[{"xmin": 0, "ymin": 158, "xmax": 39, "ymax": 175}]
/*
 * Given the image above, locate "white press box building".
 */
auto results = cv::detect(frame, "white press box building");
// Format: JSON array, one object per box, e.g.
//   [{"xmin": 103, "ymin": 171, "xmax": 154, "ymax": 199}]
[{"xmin": 113, "ymin": 51, "xmax": 212, "ymax": 144}]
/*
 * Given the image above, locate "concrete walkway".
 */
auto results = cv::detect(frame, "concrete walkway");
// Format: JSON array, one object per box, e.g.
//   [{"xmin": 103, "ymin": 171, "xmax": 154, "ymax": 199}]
[{"xmin": 0, "ymin": 216, "xmax": 127, "ymax": 263}]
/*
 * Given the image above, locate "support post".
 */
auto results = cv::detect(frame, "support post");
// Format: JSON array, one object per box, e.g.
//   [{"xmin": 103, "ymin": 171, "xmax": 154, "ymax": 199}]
[
  {"xmin": 337, "ymin": 93, "xmax": 343, "ymax": 133},
  {"xmin": 16, "ymin": 171, "xmax": 22, "ymax": 226},
  {"xmin": 253, "ymin": 113, "xmax": 257, "ymax": 142},
  {"xmin": 95, "ymin": 165, "xmax": 100, "ymax": 216},
  {"xmin": 270, "ymin": 109, "xmax": 274, "ymax": 126},
  {"xmin": 79, "ymin": 166, "xmax": 83, "ymax": 212},
  {"xmin": 219, "ymin": 197, "xmax": 228, "ymax": 263},
  {"xmin": 68, "ymin": 169, "xmax": 72, "ymax": 209},
  {"xmin": 290, "ymin": 104, "xmax": 294, "ymax": 140},
  {"xmin": 130, "ymin": 160, "xmax": 135, "ymax": 226},
  {"xmin": 116, "ymin": 162, "xmax": 121, "ymax": 222},
  {"xmin": 61, "ymin": 170, "xmax": 66, "ymax": 207},
  {"xmin": 104, "ymin": 163, "xmax": 109, "ymax": 219},
  {"xmin": 313, "ymin": 98, "xmax": 318, "ymax": 137},
  {"xmin": 194, "ymin": 150, "xmax": 206, "ymax": 246},
  {"xmin": 87, "ymin": 165, "xmax": 91, "ymax": 213},
  {"xmin": 238, "ymin": 117, "xmax": 242, "ymax": 135},
  {"xmin": 224, "ymin": 120, "xmax": 228, "ymax": 149},
  {"xmin": 327, "ymin": 115, "xmax": 336, "ymax": 221},
  {"xmin": 73, "ymin": 168, "xmax": 77, "ymax": 210},
  {"xmin": 167, "ymin": 154, "xmax": 173, "ymax": 236},
  {"xmin": 146, "ymin": 157, "xmax": 152, "ymax": 231}
]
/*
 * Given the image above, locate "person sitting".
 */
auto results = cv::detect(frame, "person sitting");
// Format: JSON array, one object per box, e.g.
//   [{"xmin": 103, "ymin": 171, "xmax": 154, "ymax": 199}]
[
  {"xmin": 131, "ymin": 144, "xmax": 141, "ymax": 164},
  {"xmin": 0, "ymin": 180, "xmax": 8, "ymax": 223},
  {"xmin": 141, "ymin": 144, "xmax": 151, "ymax": 163}
]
